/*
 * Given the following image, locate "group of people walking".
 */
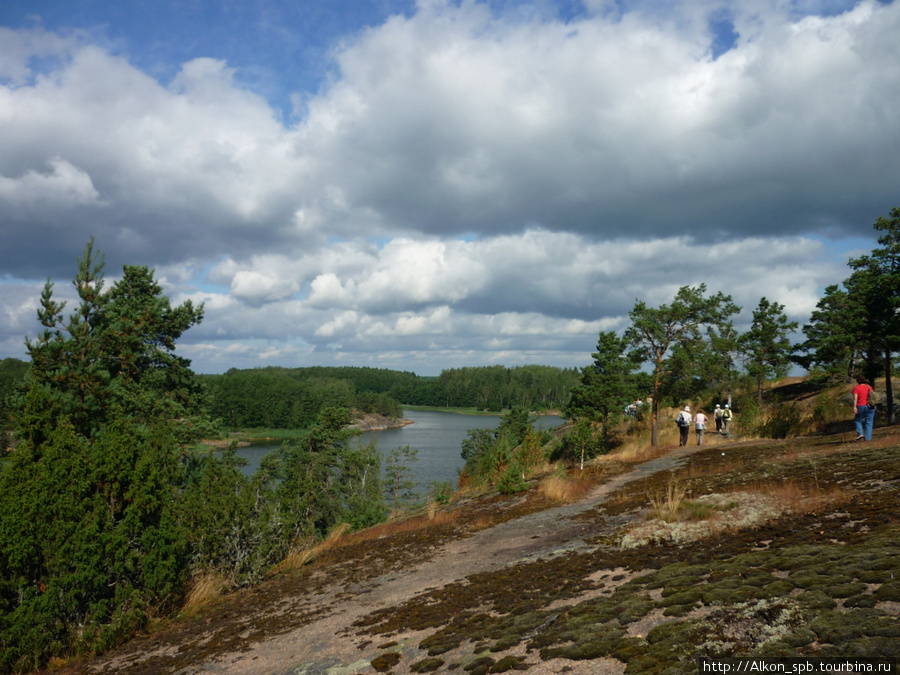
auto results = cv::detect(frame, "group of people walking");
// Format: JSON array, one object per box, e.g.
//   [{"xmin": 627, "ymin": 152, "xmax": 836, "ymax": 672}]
[
  {"xmin": 673, "ymin": 374, "xmax": 878, "ymax": 448},
  {"xmin": 675, "ymin": 404, "xmax": 732, "ymax": 446}
]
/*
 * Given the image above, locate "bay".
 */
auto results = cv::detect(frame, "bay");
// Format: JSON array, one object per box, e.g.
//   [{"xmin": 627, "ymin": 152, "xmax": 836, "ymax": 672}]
[{"xmin": 235, "ymin": 409, "xmax": 565, "ymax": 494}]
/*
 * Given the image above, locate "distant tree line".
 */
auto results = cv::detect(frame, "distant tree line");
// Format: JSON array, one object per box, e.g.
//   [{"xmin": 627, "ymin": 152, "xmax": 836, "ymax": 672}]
[
  {"xmin": 398, "ymin": 365, "xmax": 579, "ymax": 411},
  {"xmin": 199, "ymin": 364, "xmax": 580, "ymax": 430},
  {"xmin": 199, "ymin": 367, "xmax": 404, "ymax": 428},
  {"xmin": 2, "ymin": 360, "xmax": 582, "ymax": 436}
]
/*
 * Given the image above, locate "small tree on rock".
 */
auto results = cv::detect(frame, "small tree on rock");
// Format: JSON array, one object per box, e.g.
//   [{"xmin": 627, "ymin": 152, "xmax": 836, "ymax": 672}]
[{"xmin": 739, "ymin": 297, "xmax": 799, "ymax": 405}]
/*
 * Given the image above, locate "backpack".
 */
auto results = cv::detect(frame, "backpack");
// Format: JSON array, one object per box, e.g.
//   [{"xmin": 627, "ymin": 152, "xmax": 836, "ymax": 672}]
[
  {"xmin": 868, "ymin": 386, "xmax": 881, "ymax": 406},
  {"xmin": 676, "ymin": 412, "xmax": 689, "ymax": 428}
]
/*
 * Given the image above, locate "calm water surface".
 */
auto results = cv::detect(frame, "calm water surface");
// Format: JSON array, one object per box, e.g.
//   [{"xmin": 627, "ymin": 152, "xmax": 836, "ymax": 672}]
[{"xmin": 236, "ymin": 409, "xmax": 564, "ymax": 493}]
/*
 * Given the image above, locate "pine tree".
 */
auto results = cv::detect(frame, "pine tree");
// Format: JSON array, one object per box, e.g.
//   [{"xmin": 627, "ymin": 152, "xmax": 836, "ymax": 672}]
[
  {"xmin": 19, "ymin": 239, "xmax": 206, "ymax": 443},
  {"xmin": 565, "ymin": 331, "xmax": 639, "ymax": 449},
  {"xmin": 1, "ymin": 240, "xmax": 207, "ymax": 670},
  {"xmin": 739, "ymin": 298, "xmax": 799, "ymax": 405},
  {"xmin": 625, "ymin": 285, "xmax": 740, "ymax": 447},
  {"xmin": 845, "ymin": 207, "xmax": 900, "ymax": 423}
]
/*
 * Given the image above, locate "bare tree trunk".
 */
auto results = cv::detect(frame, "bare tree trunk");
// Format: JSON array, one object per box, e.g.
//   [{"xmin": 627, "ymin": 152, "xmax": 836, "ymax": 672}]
[
  {"xmin": 885, "ymin": 350, "xmax": 894, "ymax": 425},
  {"xmin": 650, "ymin": 356, "xmax": 663, "ymax": 447}
]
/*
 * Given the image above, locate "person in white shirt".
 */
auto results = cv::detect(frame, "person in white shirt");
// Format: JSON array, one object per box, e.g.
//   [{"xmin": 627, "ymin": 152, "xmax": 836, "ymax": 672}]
[
  {"xmin": 694, "ymin": 409, "xmax": 708, "ymax": 445},
  {"xmin": 677, "ymin": 405, "xmax": 692, "ymax": 446}
]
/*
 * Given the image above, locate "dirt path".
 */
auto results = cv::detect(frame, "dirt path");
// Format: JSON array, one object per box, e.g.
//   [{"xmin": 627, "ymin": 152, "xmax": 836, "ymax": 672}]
[{"xmin": 80, "ymin": 443, "xmax": 706, "ymax": 675}]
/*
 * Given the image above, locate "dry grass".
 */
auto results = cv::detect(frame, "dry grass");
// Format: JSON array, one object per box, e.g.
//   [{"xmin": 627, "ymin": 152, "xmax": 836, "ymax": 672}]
[
  {"xmin": 738, "ymin": 480, "xmax": 855, "ymax": 516},
  {"xmin": 272, "ymin": 522, "xmax": 353, "ymax": 574},
  {"xmin": 647, "ymin": 480, "xmax": 687, "ymax": 522},
  {"xmin": 338, "ymin": 510, "xmax": 460, "ymax": 547},
  {"xmin": 182, "ymin": 571, "xmax": 230, "ymax": 614},
  {"xmin": 538, "ymin": 474, "xmax": 594, "ymax": 503}
]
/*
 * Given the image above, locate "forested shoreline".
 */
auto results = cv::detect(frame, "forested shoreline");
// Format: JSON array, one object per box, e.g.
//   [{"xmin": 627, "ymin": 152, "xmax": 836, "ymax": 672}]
[{"xmin": 198, "ymin": 363, "xmax": 579, "ymax": 430}]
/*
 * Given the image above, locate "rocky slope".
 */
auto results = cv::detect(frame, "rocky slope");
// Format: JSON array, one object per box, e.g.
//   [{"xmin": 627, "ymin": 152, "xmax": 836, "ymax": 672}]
[{"xmin": 52, "ymin": 422, "xmax": 900, "ymax": 675}]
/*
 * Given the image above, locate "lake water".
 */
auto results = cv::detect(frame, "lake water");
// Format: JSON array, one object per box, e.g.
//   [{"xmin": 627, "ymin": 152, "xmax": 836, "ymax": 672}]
[{"xmin": 235, "ymin": 409, "xmax": 565, "ymax": 494}]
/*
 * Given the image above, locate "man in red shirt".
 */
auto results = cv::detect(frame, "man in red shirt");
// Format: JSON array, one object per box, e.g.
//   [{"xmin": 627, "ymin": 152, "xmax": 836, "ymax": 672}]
[{"xmin": 853, "ymin": 375, "xmax": 876, "ymax": 441}]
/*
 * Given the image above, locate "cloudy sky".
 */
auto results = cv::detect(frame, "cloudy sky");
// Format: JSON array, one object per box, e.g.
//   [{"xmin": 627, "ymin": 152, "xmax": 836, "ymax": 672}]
[{"xmin": 1, "ymin": 0, "xmax": 897, "ymax": 375}]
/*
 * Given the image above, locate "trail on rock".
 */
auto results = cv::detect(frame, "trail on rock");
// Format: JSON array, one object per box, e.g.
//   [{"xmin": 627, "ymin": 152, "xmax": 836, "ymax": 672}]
[{"xmin": 77, "ymin": 443, "xmax": 707, "ymax": 675}]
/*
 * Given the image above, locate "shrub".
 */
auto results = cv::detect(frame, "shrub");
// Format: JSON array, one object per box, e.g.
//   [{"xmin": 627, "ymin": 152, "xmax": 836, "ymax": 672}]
[
  {"xmin": 497, "ymin": 464, "xmax": 528, "ymax": 494},
  {"xmin": 760, "ymin": 402, "xmax": 805, "ymax": 439},
  {"xmin": 0, "ymin": 421, "xmax": 190, "ymax": 671}
]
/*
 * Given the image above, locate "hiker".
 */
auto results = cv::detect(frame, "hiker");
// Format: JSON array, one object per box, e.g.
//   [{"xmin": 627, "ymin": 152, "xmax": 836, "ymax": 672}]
[
  {"xmin": 714, "ymin": 404, "xmax": 723, "ymax": 433},
  {"xmin": 676, "ymin": 405, "xmax": 692, "ymax": 447},
  {"xmin": 722, "ymin": 404, "xmax": 733, "ymax": 437},
  {"xmin": 852, "ymin": 375, "xmax": 876, "ymax": 441},
  {"xmin": 694, "ymin": 409, "xmax": 708, "ymax": 445}
]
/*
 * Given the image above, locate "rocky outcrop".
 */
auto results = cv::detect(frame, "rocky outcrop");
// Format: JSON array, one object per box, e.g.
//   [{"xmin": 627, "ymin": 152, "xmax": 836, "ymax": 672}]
[{"xmin": 348, "ymin": 413, "xmax": 414, "ymax": 431}]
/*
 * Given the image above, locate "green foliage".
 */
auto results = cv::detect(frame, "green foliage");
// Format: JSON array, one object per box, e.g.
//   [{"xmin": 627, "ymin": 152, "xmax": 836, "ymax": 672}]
[
  {"xmin": 497, "ymin": 464, "xmax": 528, "ymax": 494},
  {"xmin": 178, "ymin": 446, "xmax": 284, "ymax": 585},
  {"xmin": 414, "ymin": 365, "xmax": 579, "ymax": 410},
  {"xmin": 759, "ymin": 400, "xmax": 805, "ymax": 439},
  {"xmin": 385, "ymin": 445, "xmax": 419, "ymax": 507},
  {"xmin": 625, "ymin": 284, "xmax": 740, "ymax": 446},
  {"xmin": 0, "ymin": 421, "xmax": 189, "ymax": 671},
  {"xmin": 739, "ymin": 298, "xmax": 799, "ymax": 404},
  {"xmin": 565, "ymin": 332, "xmax": 639, "ymax": 448},
  {"xmin": 562, "ymin": 418, "xmax": 603, "ymax": 470},
  {"xmin": 272, "ymin": 407, "xmax": 386, "ymax": 539},
  {"xmin": 0, "ymin": 242, "xmax": 396, "ymax": 671},
  {"xmin": 811, "ymin": 387, "xmax": 845, "ymax": 428},
  {"xmin": 428, "ymin": 481, "xmax": 454, "ymax": 504},
  {"xmin": 201, "ymin": 366, "xmax": 407, "ymax": 429},
  {"xmin": 461, "ymin": 428, "xmax": 497, "ymax": 462},
  {"xmin": 19, "ymin": 241, "xmax": 206, "ymax": 444},
  {"xmin": 459, "ymin": 409, "xmax": 549, "ymax": 489},
  {"xmin": 0, "ymin": 359, "xmax": 28, "ymax": 435},
  {"xmin": 498, "ymin": 405, "xmax": 532, "ymax": 444},
  {"xmin": 798, "ymin": 207, "xmax": 900, "ymax": 421},
  {"xmin": 796, "ymin": 284, "xmax": 862, "ymax": 380},
  {"xmin": 0, "ymin": 241, "xmax": 215, "ymax": 670},
  {"xmin": 201, "ymin": 364, "xmax": 578, "ymax": 428}
]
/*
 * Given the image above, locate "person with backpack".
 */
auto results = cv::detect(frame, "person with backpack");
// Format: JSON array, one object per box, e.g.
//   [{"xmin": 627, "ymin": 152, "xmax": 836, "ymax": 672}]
[
  {"xmin": 676, "ymin": 405, "xmax": 692, "ymax": 447},
  {"xmin": 722, "ymin": 404, "xmax": 733, "ymax": 437},
  {"xmin": 853, "ymin": 375, "xmax": 876, "ymax": 441},
  {"xmin": 714, "ymin": 404, "xmax": 724, "ymax": 433}
]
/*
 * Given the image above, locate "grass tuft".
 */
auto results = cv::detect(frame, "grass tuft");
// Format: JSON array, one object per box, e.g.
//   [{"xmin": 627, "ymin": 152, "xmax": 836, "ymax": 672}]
[
  {"xmin": 647, "ymin": 480, "xmax": 687, "ymax": 522},
  {"xmin": 273, "ymin": 522, "xmax": 352, "ymax": 574},
  {"xmin": 538, "ymin": 474, "xmax": 593, "ymax": 503},
  {"xmin": 182, "ymin": 571, "xmax": 229, "ymax": 614}
]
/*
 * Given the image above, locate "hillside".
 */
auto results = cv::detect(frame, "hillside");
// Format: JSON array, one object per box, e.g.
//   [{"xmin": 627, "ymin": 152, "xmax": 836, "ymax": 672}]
[{"xmin": 50, "ymin": 383, "xmax": 900, "ymax": 674}]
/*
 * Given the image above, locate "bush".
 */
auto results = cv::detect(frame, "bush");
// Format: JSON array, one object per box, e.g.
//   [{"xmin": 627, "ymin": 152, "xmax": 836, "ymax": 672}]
[
  {"xmin": 0, "ymin": 421, "xmax": 190, "ymax": 671},
  {"xmin": 179, "ymin": 446, "xmax": 284, "ymax": 586},
  {"xmin": 497, "ymin": 464, "xmax": 528, "ymax": 494},
  {"xmin": 761, "ymin": 402, "xmax": 805, "ymax": 439},
  {"xmin": 811, "ymin": 387, "xmax": 845, "ymax": 430}
]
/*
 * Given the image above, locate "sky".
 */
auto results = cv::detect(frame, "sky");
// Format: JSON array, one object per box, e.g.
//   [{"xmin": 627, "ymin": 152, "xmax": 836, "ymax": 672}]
[{"xmin": 0, "ymin": 0, "xmax": 898, "ymax": 375}]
